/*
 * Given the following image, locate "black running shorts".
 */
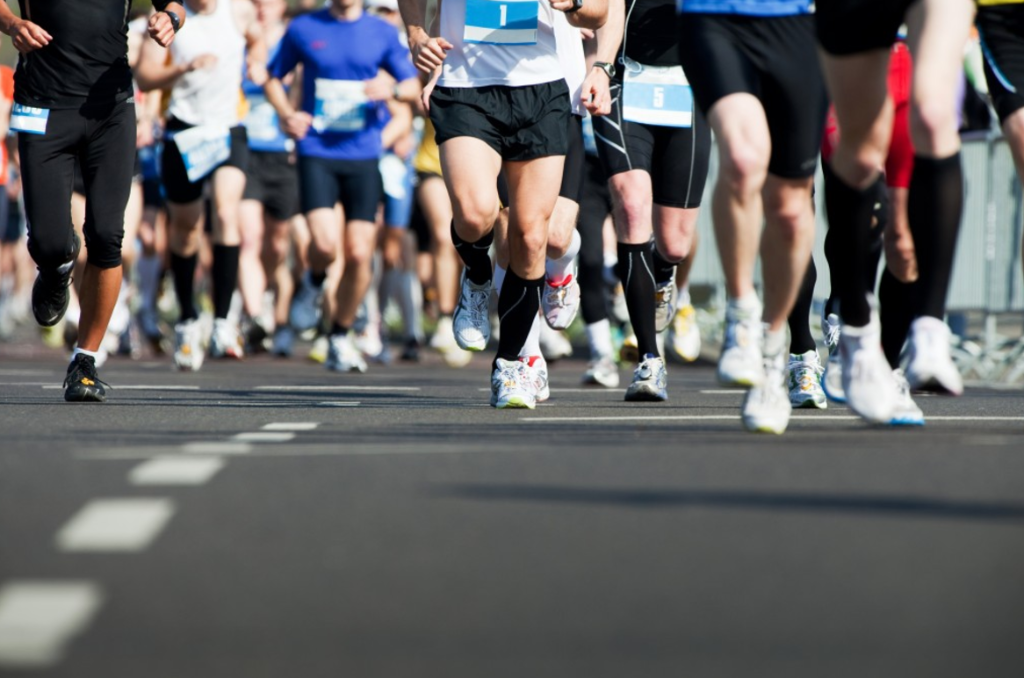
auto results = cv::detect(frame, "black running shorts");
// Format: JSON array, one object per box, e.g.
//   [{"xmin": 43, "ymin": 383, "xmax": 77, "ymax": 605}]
[
  {"xmin": 242, "ymin": 150, "xmax": 300, "ymax": 221},
  {"xmin": 816, "ymin": 0, "xmax": 914, "ymax": 56},
  {"xmin": 297, "ymin": 155, "xmax": 382, "ymax": 222},
  {"xmin": 678, "ymin": 13, "xmax": 828, "ymax": 179},
  {"xmin": 429, "ymin": 80, "xmax": 571, "ymax": 161},
  {"xmin": 559, "ymin": 115, "xmax": 586, "ymax": 203},
  {"xmin": 593, "ymin": 81, "xmax": 711, "ymax": 208},
  {"xmin": 162, "ymin": 121, "xmax": 250, "ymax": 205},
  {"xmin": 978, "ymin": 4, "xmax": 1024, "ymax": 125}
]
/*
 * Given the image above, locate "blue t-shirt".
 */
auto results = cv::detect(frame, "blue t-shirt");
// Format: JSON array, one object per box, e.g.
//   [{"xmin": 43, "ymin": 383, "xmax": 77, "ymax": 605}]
[
  {"xmin": 679, "ymin": 0, "xmax": 814, "ymax": 16},
  {"xmin": 244, "ymin": 40, "xmax": 292, "ymax": 153},
  {"xmin": 269, "ymin": 10, "xmax": 417, "ymax": 160}
]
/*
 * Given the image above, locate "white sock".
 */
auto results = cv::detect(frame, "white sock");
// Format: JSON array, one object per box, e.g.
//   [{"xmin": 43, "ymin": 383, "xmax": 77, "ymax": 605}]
[
  {"xmin": 520, "ymin": 313, "xmax": 542, "ymax": 358},
  {"xmin": 586, "ymin": 319, "xmax": 613, "ymax": 359},
  {"xmin": 727, "ymin": 291, "xmax": 761, "ymax": 319},
  {"xmin": 545, "ymin": 230, "xmax": 581, "ymax": 284},
  {"xmin": 764, "ymin": 326, "xmax": 787, "ymax": 357},
  {"xmin": 677, "ymin": 282, "xmax": 691, "ymax": 308},
  {"xmin": 493, "ymin": 264, "xmax": 507, "ymax": 296}
]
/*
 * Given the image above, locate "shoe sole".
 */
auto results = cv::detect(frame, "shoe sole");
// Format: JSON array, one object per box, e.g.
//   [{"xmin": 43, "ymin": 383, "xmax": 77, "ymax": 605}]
[
  {"xmin": 582, "ymin": 377, "xmax": 619, "ymax": 389},
  {"xmin": 624, "ymin": 388, "xmax": 668, "ymax": 402},
  {"xmin": 908, "ymin": 376, "xmax": 963, "ymax": 396},
  {"xmin": 889, "ymin": 416, "xmax": 925, "ymax": 427},
  {"xmin": 791, "ymin": 397, "xmax": 827, "ymax": 410},
  {"xmin": 496, "ymin": 396, "xmax": 535, "ymax": 409},
  {"xmin": 64, "ymin": 386, "xmax": 106, "ymax": 403},
  {"xmin": 718, "ymin": 372, "xmax": 761, "ymax": 388},
  {"xmin": 743, "ymin": 420, "xmax": 787, "ymax": 434}
]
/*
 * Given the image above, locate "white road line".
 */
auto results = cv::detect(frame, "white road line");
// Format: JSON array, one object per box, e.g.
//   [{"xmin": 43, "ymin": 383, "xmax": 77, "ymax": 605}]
[
  {"xmin": 0, "ymin": 581, "xmax": 104, "ymax": 669},
  {"xmin": 254, "ymin": 385, "xmax": 420, "ymax": 391},
  {"xmin": 522, "ymin": 415, "xmax": 1024, "ymax": 423},
  {"xmin": 128, "ymin": 457, "xmax": 225, "ymax": 486},
  {"xmin": 477, "ymin": 387, "xmax": 620, "ymax": 393},
  {"xmin": 317, "ymin": 401, "xmax": 361, "ymax": 407},
  {"xmin": 55, "ymin": 499, "xmax": 176, "ymax": 553},
  {"xmin": 0, "ymin": 369, "xmax": 54, "ymax": 376},
  {"xmin": 42, "ymin": 385, "xmax": 200, "ymax": 391},
  {"xmin": 700, "ymin": 390, "xmax": 746, "ymax": 395},
  {"xmin": 232, "ymin": 431, "xmax": 296, "ymax": 443},
  {"xmin": 181, "ymin": 441, "xmax": 253, "ymax": 455},
  {"xmin": 262, "ymin": 422, "xmax": 319, "ymax": 431}
]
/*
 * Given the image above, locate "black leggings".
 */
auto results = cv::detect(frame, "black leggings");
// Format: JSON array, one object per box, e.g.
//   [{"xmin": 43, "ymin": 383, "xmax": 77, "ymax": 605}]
[
  {"xmin": 577, "ymin": 154, "xmax": 612, "ymax": 325},
  {"xmin": 21, "ymin": 101, "xmax": 136, "ymax": 270}
]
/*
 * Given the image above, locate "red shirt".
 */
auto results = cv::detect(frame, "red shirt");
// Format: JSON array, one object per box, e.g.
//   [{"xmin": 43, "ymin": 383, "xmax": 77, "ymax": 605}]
[{"xmin": 0, "ymin": 65, "xmax": 13, "ymax": 186}]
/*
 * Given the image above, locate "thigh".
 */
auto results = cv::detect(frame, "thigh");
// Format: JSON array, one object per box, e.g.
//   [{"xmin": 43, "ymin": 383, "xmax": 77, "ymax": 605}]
[
  {"xmin": 161, "ymin": 133, "xmax": 205, "ymax": 205},
  {"xmin": 816, "ymin": 0, "xmax": 911, "ymax": 56},
  {"xmin": 80, "ymin": 103, "xmax": 136, "ymax": 239},
  {"xmin": 651, "ymin": 110, "xmax": 711, "ymax": 208},
  {"xmin": 504, "ymin": 155, "xmax": 565, "ymax": 231},
  {"xmin": 678, "ymin": 14, "xmax": 759, "ymax": 119},
  {"xmin": 439, "ymin": 136, "xmax": 503, "ymax": 222},
  {"xmin": 978, "ymin": 6, "xmax": 1024, "ymax": 125},
  {"xmin": 507, "ymin": 80, "xmax": 571, "ymax": 162},
  {"xmin": 242, "ymin": 152, "xmax": 267, "ymax": 205},
  {"xmin": 298, "ymin": 155, "xmax": 341, "ymax": 214},
  {"xmin": 558, "ymin": 116, "xmax": 586, "ymax": 204},
  {"xmin": 337, "ymin": 159, "xmax": 383, "ymax": 224},
  {"xmin": 263, "ymin": 153, "xmax": 300, "ymax": 222},
  {"xmin": 594, "ymin": 84, "xmax": 656, "ymax": 178},
  {"xmin": 18, "ymin": 110, "xmax": 80, "ymax": 250}
]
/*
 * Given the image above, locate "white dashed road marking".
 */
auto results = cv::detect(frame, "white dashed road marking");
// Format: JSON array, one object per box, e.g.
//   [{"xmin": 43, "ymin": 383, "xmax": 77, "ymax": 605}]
[
  {"xmin": 55, "ymin": 499, "xmax": 176, "ymax": 553},
  {"xmin": 129, "ymin": 457, "xmax": 225, "ymax": 486},
  {"xmin": 522, "ymin": 415, "xmax": 1024, "ymax": 423},
  {"xmin": 182, "ymin": 442, "xmax": 253, "ymax": 455},
  {"xmin": 42, "ymin": 385, "xmax": 200, "ymax": 391},
  {"xmin": 254, "ymin": 385, "xmax": 419, "ymax": 391},
  {"xmin": 262, "ymin": 422, "xmax": 319, "ymax": 431},
  {"xmin": 0, "ymin": 581, "xmax": 104, "ymax": 669},
  {"xmin": 232, "ymin": 432, "xmax": 296, "ymax": 443}
]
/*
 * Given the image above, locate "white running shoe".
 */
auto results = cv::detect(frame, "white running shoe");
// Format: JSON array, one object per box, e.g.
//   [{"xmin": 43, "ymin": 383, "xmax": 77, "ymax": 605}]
[
  {"xmin": 173, "ymin": 318, "xmax": 205, "ymax": 371},
  {"xmin": 840, "ymin": 316, "xmax": 898, "ymax": 424},
  {"xmin": 430, "ymin": 315, "xmax": 457, "ymax": 352},
  {"xmin": 541, "ymin": 271, "xmax": 581, "ymax": 330},
  {"xmin": 742, "ymin": 352, "xmax": 790, "ymax": 434},
  {"xmin": 326, "ymin": 333, "xmax": 368, "ymax": 373},
  {"xmin": 583, "ymin": 355, "xmax": 620, "ymax": 388},
  {"xmin": 718, "ymin": 308, "xmax": 763, "ymax": 387},
  {"xmin": 453, "ymin": 274, "xmax": 491, "ymax": 351},
  {"xmin": 209, "ymin": 319, "xmax": 244, "ymax": 359},
  {"xmin": 890, "ymin": 368, "xmax": 925, "ymax": 426},
  {"xmin": 624, "ymin": 353, "xmax": 668, "ymax": 402},
  {"xmin": 522, "ymin": 355, "xmax": 550, "ymax": 402},
  {"xmin": 654, "ymin": 277, "xmax": 676, "ymax": 333},
  {"xmin": 308, "ymin": 334, "xmax": 328, "ymax": 364},
  {"xmin": 788, "ymin": 350, "xmax": 827, "ymax": 409},
  {"xmin": 539, "ymin": 323, "xmax": 573, "ymax": 361},
  {"xmin": 821, "ymin": 312, "xmax": 845, "ymax": 403},
  {"xmin": 669, "ymin": 303, "xmax": 701, "ymax": 362},
  {"xmin": 905, "ymin": 316, "xmax": 964, "ymax": 395},
  {"xmin": 491, "ymin": 358, "xmax": 537, "ymax": 409}
]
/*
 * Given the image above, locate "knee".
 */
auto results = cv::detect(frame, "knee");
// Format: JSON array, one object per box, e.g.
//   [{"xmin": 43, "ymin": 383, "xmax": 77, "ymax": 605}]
[
  {"xmin": 910, "ymin": 99, "xmax": 959, "ymax": 153},
  {"xmin": 720, "ymin": 145, "xmax": 769, "ymax": 197},
  {"xmin": 344, "ymin": 236, "xmax": 375, "ymax": 268},
  {"xmin": 658, "ymin": 239, "xmax": 691, "ymax": 263},
  {"xmin": 764, "ymin": 191, "xmax": 811, "ymax": 244},
  {"xmin": 28, "ymin": 231, "xmax": 81, "ymax": 270},
  {"xmin": 511, "ymin": 224, "xmax": 547, "ymax": 259},
  {"xmin": 84, "ymin": 226, "xmax": 125, "ymax": 270},
  {"xmin": 454, "ymin": 203, "xmax": 498, "ymax": 242}
]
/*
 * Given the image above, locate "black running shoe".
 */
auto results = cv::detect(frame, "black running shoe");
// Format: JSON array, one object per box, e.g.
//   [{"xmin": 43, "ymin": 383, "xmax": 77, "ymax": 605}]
[
  {"xmin": 63, "ymin": 354, "xmax": 109, "ymax": 403},
  {"xmin": 32, "ymin": 232, "xmax": 81, "ymax": 327}
]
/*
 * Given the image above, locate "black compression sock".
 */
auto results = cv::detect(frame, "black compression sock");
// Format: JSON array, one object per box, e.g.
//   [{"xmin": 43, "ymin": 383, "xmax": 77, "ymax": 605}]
[
  {"xmin": 212, "ymin": 244, "xmax": 240, "ymax": 320},
  {"xmin": 616, "ymin": 242, "xmax": 659, "ymax": 359},
  {"xmin": 330, "ymin": 323, "xmax": 350, "ymax": 337},
  {"xmin": 170, "ymin": 252, "xmax": 199, "ymax": 322},
  {"xmin": 788, "ymin": 256, "xmax": 817, "ymax": 355},
  {"xmin": 651, "ymin": 245, "xmax": 679, "ymax": 286},
  {"xmin": 578, "ymin": 251, "xmax": 608, "ymax": 324},
  {"xmin": 494, "ymin": 269, "xmax": 543, "ymax": 363},
  {"xmin": 451, "ymin": 222, "xmax": 494, "ymax": 286},
  {"xmin": 908, "ymin": 153, "xmax": 963, "ymax": 320},
  {"xmin": 823, "ymin": 161, "xmax": 875, "ymax": 327},
  {"xmin": 879, "ymin": 269, "xmax": 917, "ymax": 369}
]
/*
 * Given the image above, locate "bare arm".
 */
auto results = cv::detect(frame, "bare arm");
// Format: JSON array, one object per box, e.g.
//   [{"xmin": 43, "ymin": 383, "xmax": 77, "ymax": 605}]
[
  {"xmin": 0, "ymin": 1, "xmax": 52, "ymax": 53},
  {"xmin": 265, "ymin": 76, "xmax": 312, "ymax": 141},
  {"xmin": 551, "ymin": 0, "xmax": 609, "ymax": 30},
  {"xmin": 381, "ymin": 101, "xmax": 414, "ymax": 151},
  {"xmin": 235, "ymin": 0, "xmax": 269, "ymax": 84},
  {"xmin": 578, "ymin": 0, "xmax": 622, "ymax": 115},
  {"xmin": 399, "ymin": 0, "xmax": 453, "ymax": 75},
  {"xmin": 149, "ymin": 2, "xmax": 186, "ymax": 47}
]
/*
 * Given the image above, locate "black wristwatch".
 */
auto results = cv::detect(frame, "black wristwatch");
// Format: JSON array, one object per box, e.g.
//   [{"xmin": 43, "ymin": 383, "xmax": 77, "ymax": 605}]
[
  {"xmin": 163, "ymin": 10, "xmax": 181, "ymax": 33},
  {"xmin": 593, "ymin": 61, "xmax": 615, "ymax": 79},
  {"xmin": 566, "ymin": 0, "xmax": 584, "ymax": 13}
]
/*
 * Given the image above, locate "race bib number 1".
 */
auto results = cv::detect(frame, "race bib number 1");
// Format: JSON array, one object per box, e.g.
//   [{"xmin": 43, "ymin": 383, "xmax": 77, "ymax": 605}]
[
  {"xmin": 464, "ymin": 0, "xmax": 539, "ymax": 45},
  {"xmin": 313, "ymin": 79, "xmax": 369, "ymax": 133},
  {"xmin": 622, "ymin": 59, "xmax": 694, "ymax": 129},
  {"xmin": 10, "ymin": 104, "xmax": 49, "ymax": 135},
  {"xmin": 171, "ymin": 125, "xmax": 232, "ymax": 183}
]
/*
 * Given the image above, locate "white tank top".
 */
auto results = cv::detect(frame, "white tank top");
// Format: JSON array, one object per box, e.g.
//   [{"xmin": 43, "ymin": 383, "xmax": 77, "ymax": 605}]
[
  {"xmin": 553, "ymin": 13, "xmax": 585, "ymax": 116},
  {"xmin": 168, "ymin": 0, "xmax": 246, "ymax": 127}
]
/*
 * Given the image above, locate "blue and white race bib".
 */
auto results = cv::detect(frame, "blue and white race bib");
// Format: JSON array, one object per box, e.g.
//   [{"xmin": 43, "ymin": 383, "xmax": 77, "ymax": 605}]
[
  {"xmin": 10, "ymin": 104, "xmax": 49, "ymax": 135},
  {"xmin": 169, "ymin": 125, "xmax": 231, "ymax": 183},
  {"xmin": 622, "ymin": 58, "xmax": 694, "ymax": 128},
  {"xmin": 464, "ymin": 0, "xmax": 539, "ymax": 45},
  {"xmin": 313, "ymin": 79, "xmax": 369, "ymax": 133},
  {"xmin": 244, "ymin": 94, "xmax": 294, "ymax": 153}
]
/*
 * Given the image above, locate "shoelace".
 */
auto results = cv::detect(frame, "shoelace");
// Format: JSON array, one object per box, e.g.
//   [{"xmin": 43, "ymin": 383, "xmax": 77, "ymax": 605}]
[
  {"xmin": 39, "ymin": 269, "xmax": 73, "ymax": 307},
  {"xmin": 545, "ymin": 285, "xmax": 568, "ymax": 308},
  {"xmin": 63, "ymin": 358, "xmax": 110, "ymax": 390},
  {"xmin": 825, "ymin": 320, "xmax": 841, "ymax": 351},
  {"xmin": 465, "ymin": 287, "xmax": 489, "ymax": 322}
]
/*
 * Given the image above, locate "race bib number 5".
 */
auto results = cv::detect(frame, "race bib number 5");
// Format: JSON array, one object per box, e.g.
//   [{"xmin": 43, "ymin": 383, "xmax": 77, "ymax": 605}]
[
  {"xmin": 10, "ymin": 104, "xmax": 50, "ymax": 135},
  {"xmin": 171, "ymin": 125, "xmax": 232, "ymax": 183},
  {"xmin": 464, "ymin": 0, "xmax": 539, "ymax": 45},
  {"xmin": 313, "ymin": 79, "xmax": 369, "ymax": 133},
  {"xmin": 622, "ymin": 59, "xmax": 694, "ymax": 129}
]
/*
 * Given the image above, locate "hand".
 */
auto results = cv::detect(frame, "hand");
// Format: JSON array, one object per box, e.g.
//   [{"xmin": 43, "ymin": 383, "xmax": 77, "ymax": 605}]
[
  {"xmin": 392, "ymin": 133, "xmax": 415, "ymax": 160},
  {"xmin": 136, "ymin": 121, "xmax": 155, "ymax": 149},
  {"xmin": 188, "ymin": 54, "xmax": 218, "ymax": 72},
  {"xmin": 883, "ymin": 219, "xmax": 919, "ymax": 283},
  {"xmin": 10, "ymin": 19, "xmax": 51, "ymax": 53},
  {"xmin": 409, "ymin": 29, "xmax": 452, "ymax": 75},
  {"xmin": 282, "ymin": 111, "xmax": 313, "ymax": 140},
  {"xmin": 364, "ymin": 73, "xmax": 396, "ymax": 102},
  {"xmin": 248, "ymin": 62, "xmax": 269, "ymax": 87},
  {"xmin": 581, "ymin": 66, "xmax": 611, "ymax": 116},
  {"xmin": 548, "ymin": 0, "xmax": 579, "ymax": 13},
  {"xmin": 148, "ymin": 11, "xmax": 177, "ymax": 48}
]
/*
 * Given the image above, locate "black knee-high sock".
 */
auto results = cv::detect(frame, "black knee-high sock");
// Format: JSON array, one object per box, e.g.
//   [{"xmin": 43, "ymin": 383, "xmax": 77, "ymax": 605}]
[
  {"xmin": 616, "ymin": 242, "xmax": 659, "ymax": 359},
  {"xmin": 212, "ymin": 244, "xmax": 240, "ymax": 320},
  {"xmin": 788, "ymin": 256, "xmax": 817, "ymax": 355},
  {"xmin": 823, "ymin": 162, "xmax": 876, "ymax": 327},
  {"xmin": 170, "ymin": 252, "xmax": 198, "ymax": 322},
  {"xmin": 908, "ymin": 154, "xmax": 963, "ymax": 319},
  {"xmin": 494, "ymin": 269, "xmax": 543, "ymax": 363},
  {"xmin": 451, "ymin": 222, "xmax": 494, "ymax": 285},
  {"xmin": 879, "ymin": 269, "xmax": 917, "ymax": 369},
  {"xmin": 651, "ymin": 244, "xmax": 678, "ymax": 286}
]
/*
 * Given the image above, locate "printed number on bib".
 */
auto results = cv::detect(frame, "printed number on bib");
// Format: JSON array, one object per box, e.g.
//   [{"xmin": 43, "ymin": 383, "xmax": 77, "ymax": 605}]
[
  {"xmin": 314, "ymin": 79, "xmax": 369, "ymax": 133},
  {"xmin": 10, "ymin": 104, "xmax": 50, "ymax": 135},
  {"xmin": 171, "ymin": 125, "xmax": 231, "ymax": 183},
  {"xmin": 622, "ymin": 58, "xmax": 694, "ymax": 128},
  {"xmin": 464, "ymin": 0, "xmax": 539, "ymax": 45},
  {"xmin": 244, "ymin": 94, "xmax": 294, "ymax": 152}
]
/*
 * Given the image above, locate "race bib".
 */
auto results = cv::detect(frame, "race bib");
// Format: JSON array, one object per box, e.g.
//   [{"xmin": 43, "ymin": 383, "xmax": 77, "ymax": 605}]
[
  {"xmin": 244, "ymin": 94, "xmax": 293, "ymax": 152},
  {"xmin": 313, "ymin": 79, "xmax": 369, "ymax": 133},
  {"xmin": 379, "ymin": 153, "xmax": 409, "ymax": 201},
  {"xmin": 170, "ymin": 125, "xmax": 231, "ymax": 183},
  {"xmin": 622, "ymin": 58, "xmax": 694, "ymax": 128},
  {"xmin": 10, "ymin": 104, "xmax": 49, "ymax": 135},
  {"xmin": 464, "ymin": 0, "xmax": 539, "ymax": 45}
]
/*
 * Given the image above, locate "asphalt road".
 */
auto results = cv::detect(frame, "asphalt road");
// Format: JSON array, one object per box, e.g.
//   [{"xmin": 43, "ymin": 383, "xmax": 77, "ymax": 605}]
[{"xmin": 1, "ymin": 340, "xmax": 1024, "ymax": 678}]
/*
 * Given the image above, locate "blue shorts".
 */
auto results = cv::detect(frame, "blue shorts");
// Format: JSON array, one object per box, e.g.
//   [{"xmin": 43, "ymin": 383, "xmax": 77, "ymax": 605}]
[{"xmin": 380, "ymin": 153, "xmax": 414, "ymax": 228}]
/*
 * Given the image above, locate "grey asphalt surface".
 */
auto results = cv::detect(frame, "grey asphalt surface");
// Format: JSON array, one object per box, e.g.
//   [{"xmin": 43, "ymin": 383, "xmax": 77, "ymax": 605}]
[{"xmin": 2, "ymin": 339, "xmax": 1024, "ymax": 678}]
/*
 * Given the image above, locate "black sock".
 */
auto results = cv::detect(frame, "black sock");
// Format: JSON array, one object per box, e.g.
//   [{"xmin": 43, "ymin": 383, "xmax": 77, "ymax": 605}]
[
  {"xmin": 212, "ymin": 244, "xmax": 240, "ymax": 320},
  {"xmin": 651, "ymin": 244, "xmax": 679, "ymax": 286},
  {"xmin": 577, "ymin": 249, "xmax": 608, "ymax": 324},
  {"xmin": 311, "ymin": 270, "xmax": 327, "ymax": 287},
  {"xmin": 788, "ymin": 256, "xmax": 817, "ymax": 355},
  {"xmin": 616, "ymin": 242, "xmax": 658, "ymax": 359},
  {"xmin": 330, "ymin": 323, "xmax": 349, "ymax": 337},
  {"xmin": 170, "ymin": 252, "xmax": 198, "ymax": 322},
  {"xmin": 879, "ymin": 269, "xmax": 917, "ymax": 369},
  {"xmin": 908, "ymin": 153, "xmax": 963, "ymax": 319},
  {"xmin": 823, "ymin": 161, "xmax": 875, "ymax": 327},
  {"xmin": 451, "ymin": 222, "xmax": 493, "ymax": 286},
  {"xmin": 494, "ymin": 269, "xmax": 543, "ymax": 363}
]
